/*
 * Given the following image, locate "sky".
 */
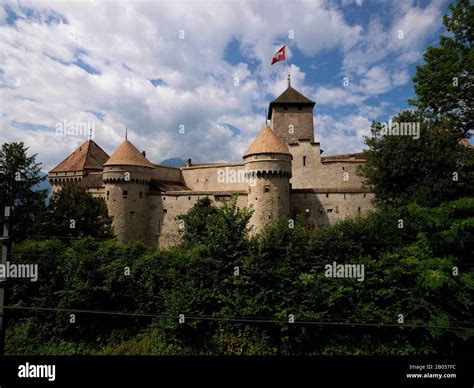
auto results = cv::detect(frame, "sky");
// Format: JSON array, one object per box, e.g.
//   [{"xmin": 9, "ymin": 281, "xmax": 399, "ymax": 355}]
[{"xmin": 0, "ymin": 0, "xmax": 455, "ymax": 170}]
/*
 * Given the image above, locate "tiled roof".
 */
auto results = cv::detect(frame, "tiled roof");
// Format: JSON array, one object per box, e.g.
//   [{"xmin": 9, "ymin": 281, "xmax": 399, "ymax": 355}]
[
  {"xmin": 268, "ymin": 85, "xmax": 315, "ymax": 119},
  {"xmin": 243, "ymin": 125, "xmax": 290, "ymax": 157},
  {"xmin": 49, "ymin": 140, "xmax": 109, "ymax": 173},
  {"xmin": 104, "ymin": 140, "xmax": 155, "ymax": 168}
]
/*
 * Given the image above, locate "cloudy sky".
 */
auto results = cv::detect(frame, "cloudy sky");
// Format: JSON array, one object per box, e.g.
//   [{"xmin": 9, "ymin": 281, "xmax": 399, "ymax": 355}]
[{"xmin": 0, "ymin": 0, "xmax": 453, "ymax": 170}]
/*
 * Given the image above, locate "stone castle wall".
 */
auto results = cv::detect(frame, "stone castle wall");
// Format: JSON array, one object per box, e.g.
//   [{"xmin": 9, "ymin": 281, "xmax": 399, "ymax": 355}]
[
  {"xmin": 271, "ymin": 105, "xmax": 314, "ymax": 143},
  {"xmin": 182, "ymin": 163, "xmax": 248, "ymax": 191}
]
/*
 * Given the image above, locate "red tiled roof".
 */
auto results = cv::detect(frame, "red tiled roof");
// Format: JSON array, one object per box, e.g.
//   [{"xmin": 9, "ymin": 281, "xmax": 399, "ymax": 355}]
[
  {"xmin": 49, "ymin": 140, "xmax": 109, "ymax": 173},
  {"xmin": 243, "ymin": 125, "xmax": 290, "ymax": 157},
  {"xmin": 104, "ymin": 139, "xmax": 155, "ymax": 168}
]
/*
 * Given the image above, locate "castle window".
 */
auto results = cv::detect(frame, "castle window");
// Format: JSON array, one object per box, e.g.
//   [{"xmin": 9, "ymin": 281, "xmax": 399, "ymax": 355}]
[
  {"xmin": 188, "ymin": 196, "xmax": 191, "ymax": 200},
  {"xmin": 122, "ymin": 190, "xmax": 128, "ymax": 198},
  {"xmin": 303, "ymin": 156, "xmax": 306, "ymax": 166},
  {"xmin": 130, "ymin": 211, "xmax": 135, "ymax": 215},
  {"xmin": 139, "ymin": 191, "xmax": 143, "ymax": 198},
  {"xmin": 268, "ymin": 214, "xmax": 272, "ymax": 219},
  {"xmin": 326, "ymin": 193, "xmax": 329, "ymax": 198},
  {"xmin": 264, "ymin": 185, "xmax": 270, "ymax": 193},
  {"xmin": 363, "ymin": 193, "xmax": 366, "ymax": 198},
  {"xmin": 358, "ymin": 207, "xmax": 361, "ymax": 214},
  {"xmin": 106, "ymin": 191, "xmax": 110, "ymax": 196},
  {"xmin": 327, "ymin": 208, "xmax": 333, "ymax": 213},
  {"xmin": 163, "ymin": 209, "xmax": 167, "ymax": 213}
]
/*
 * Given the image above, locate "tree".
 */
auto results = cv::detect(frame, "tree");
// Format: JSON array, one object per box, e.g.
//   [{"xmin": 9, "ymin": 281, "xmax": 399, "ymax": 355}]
[
  {"xmin": 42, "ymin": 184, "xmax": 114, "ymax": 239},
  {"xmin": 177, "ymin": 197, "xmax": 218, "ymax": 246},
  {"xmin": 359, "ymin": 111, "xmax": 474, "ymax": 207},
  {"xmin": 178, "ymin": 195, "xmax": 253, "ymax": 258},
  {"xmin": 409, "ymin": 0, "xmax": 473, "ymax": 137},
  {"xmin": 0, "ymin": 142, "xmax": 47, "ymax": 242}
]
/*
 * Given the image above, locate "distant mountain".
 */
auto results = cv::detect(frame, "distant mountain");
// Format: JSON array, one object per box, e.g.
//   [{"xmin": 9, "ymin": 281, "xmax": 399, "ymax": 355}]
[{"xmin": 159, "ymin": 158, "xmax": 187, "ymax": 167}]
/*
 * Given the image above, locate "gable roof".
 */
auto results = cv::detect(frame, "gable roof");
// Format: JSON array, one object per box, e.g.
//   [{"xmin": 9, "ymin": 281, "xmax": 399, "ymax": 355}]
[
  {"xmin": 103, "ymin": 139, "xmax": 155, "ymax": 168},
  {"xmin": 243, "ymin": 125, "xmax": 290, "ymax": 158},
  {"xmin": 49, "ymin": 140, "xmax": 109, "ymax": 173},
  {"xmin": 268, "ymin": 85, "xmax": 315, "ymax": 119}
]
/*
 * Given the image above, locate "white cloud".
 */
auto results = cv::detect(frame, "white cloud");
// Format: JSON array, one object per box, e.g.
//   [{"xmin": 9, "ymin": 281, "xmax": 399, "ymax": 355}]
[{"xmin": 0, "ymin": 0, "xmax": 446, "ymax": 171}]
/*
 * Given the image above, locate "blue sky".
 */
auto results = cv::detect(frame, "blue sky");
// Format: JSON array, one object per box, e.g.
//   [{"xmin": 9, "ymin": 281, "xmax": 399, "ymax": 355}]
[{"xmin": 0, "ymin": 0, "xmax": 459, "ymax": 170}]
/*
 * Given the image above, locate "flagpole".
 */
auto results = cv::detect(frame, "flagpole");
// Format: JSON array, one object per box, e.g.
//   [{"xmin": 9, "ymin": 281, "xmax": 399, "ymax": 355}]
[{"xmin": 285, "ymin": 44, "xmax": 290, "ymax": 87}]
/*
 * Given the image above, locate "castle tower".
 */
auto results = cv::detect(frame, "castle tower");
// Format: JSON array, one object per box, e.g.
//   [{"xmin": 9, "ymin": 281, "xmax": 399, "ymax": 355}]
[
  {"xmin": 268, "ymin": 84, "xmax": 321, "ymax": 189},
  {"xmin": 243, "ymin": 125, "xmax": 292, "ymax": 232},
  {"xmin": 102, "ymin": 139, "xmax": 154, "ymax": 243},
  {"xmin": 48, "ymin": 139, "xmax": 109, "ymax": 195},
  {"xmin": 268, "ymin": 83, "xmax": 316, "ymax": 145}
]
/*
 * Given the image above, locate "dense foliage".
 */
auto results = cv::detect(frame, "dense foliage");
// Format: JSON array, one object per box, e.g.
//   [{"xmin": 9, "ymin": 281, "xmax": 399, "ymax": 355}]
[
  {"xmin": 39, "ymin": 184, "xmax": 114, "ymax": 239},
  {"xmin": 359, "ymin": 111, "xmax": 474, "ymax": 208},
  {"xmin": 5, "ymin": 197, "xmax": 473, "ymax": 355},
  {"xmin": 0, "ymin": 142, "xmax": 47, "ymax": 242},
  {"xmin": 409, "ymin": 0, "xmax": 473, "ymax": 136}
]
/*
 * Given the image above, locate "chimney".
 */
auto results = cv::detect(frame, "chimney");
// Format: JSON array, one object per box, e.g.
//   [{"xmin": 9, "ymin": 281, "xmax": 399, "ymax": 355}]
[
  {"xmin": 142, "ymin": 151, "xmax": 146, "ymax": 157},
  {"xmin": 185, "ymin": 158, "xmax": 192, "ymax": 167}
]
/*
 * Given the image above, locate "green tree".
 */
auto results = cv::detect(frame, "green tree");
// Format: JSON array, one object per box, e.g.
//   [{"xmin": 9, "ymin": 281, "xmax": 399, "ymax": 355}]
[
  {"xmin": 42, "ymin": 184, "xmax": 114, "ymax": 239},
  {"xmin": 178, "ymin": 195, "xmax": 253, "ymax": 258},
  {"xmin": 177, "ymin": 197, "xmax": 218, "ymax": 246},
  {"xmin": 0, "ymin": 142, "xmax": 46, "ymax": 242},
  {"xmin": 409, "ymin": 0, "xmax": 473, "ymax": 136},
  {"xmin": 359, "ymin": 111, "xmax": 474, "ymax": 207}
]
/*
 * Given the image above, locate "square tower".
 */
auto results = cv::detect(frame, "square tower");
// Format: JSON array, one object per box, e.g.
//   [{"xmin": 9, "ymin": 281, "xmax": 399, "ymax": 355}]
[{"xmin": 268, "ymin": 84, "xmax": 316, "ymax": 145}]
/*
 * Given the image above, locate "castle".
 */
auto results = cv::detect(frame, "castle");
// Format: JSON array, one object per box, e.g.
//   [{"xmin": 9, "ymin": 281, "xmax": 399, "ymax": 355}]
[{"xmin": 48, "ymin": 83, "xmax": 374, "ymax": 248}]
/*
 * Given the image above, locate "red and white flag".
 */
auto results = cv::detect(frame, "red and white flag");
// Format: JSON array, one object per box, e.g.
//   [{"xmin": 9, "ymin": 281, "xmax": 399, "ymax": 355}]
[{"xmin": 271, "ymin": 45, "xmax": 286, "ymax": 65}]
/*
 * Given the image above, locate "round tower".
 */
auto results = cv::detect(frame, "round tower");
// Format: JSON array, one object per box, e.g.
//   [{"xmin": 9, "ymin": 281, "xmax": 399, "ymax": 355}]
[
  {"xmin": 243, "ymin": 125, "xmax": 292, "ymax": 232},
  {"xmin": 102, "ymin": 138, "xmax": 154, "ymax": 243}
]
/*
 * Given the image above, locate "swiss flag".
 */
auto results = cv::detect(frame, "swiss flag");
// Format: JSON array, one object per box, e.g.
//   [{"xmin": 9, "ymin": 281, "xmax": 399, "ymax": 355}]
[{"xmin": 271, "ymin": 45, "xmax": 286, "ymax": 65}]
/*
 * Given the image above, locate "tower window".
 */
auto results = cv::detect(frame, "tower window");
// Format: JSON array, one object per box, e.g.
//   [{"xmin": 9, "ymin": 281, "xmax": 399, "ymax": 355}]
[
  {"xmin": 139, "ymin": 191, "xmax": 143, "ymax": 198},
  {"xmin": 364, "ymin": 193, "xmax": 366, "ymax": 198},
  {"xmin": 303, "ymin": 156, "xmax": 306, "ymax": 166},
  {"xmin": 264, "ymin": 185, "xmax": 270, "ymax": 193},
  {"xmin": 122, "ymin": 190, "xmax": 128, "ymax": 198},
  {"xmin": 326, "ymin": 193, "xmax": 329, "ymax": 198},
  {"xmin": 107, "ymin": 191, "xmax": 109, "ymax": 196}
]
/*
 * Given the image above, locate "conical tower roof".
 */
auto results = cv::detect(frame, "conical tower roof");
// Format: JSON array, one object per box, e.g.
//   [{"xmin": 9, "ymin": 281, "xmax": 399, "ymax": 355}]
[
  {"xmin": 49, "ymin": 140, "xmax": 109, "ymax": 173},
  {"xmin": 243, "ymin": 125, "xmax": 290, "ymax": 158},
  {"xmin": 104, "ymin": 139, "xmax": 155, "ymax": 168}
]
